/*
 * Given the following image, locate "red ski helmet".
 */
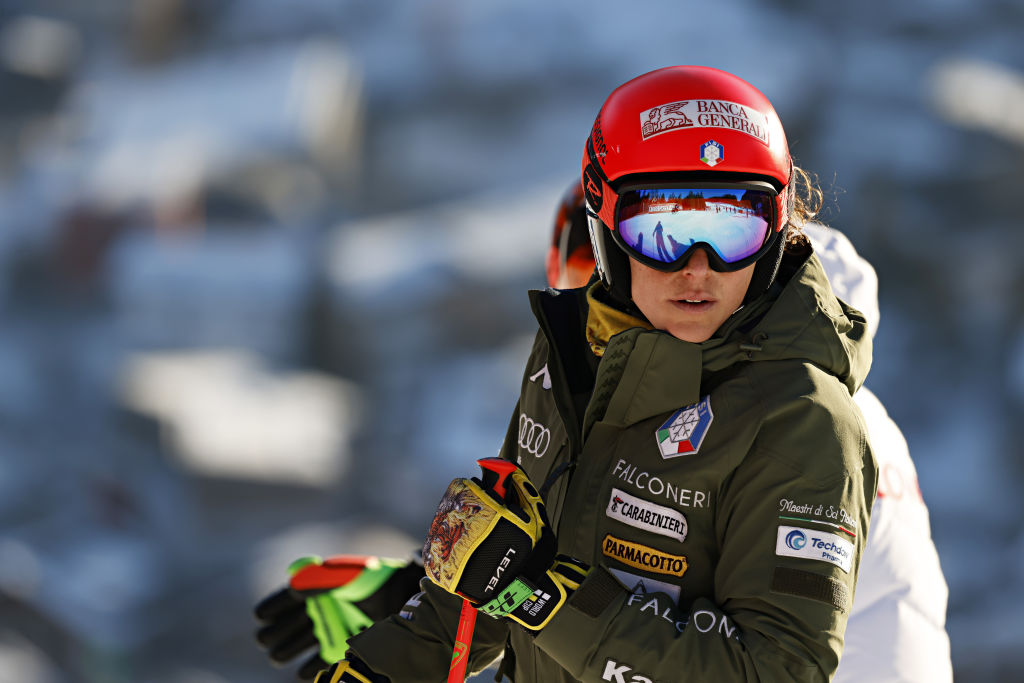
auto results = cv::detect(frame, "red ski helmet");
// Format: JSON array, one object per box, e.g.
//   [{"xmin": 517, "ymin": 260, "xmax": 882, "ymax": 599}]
[
  {"xmin": 545, "ymin": 181, "xmax": 597, "ymax": 289},
  {"xmin": 582, "ymin": 66, "xmax": 794, "ymax": 304}
]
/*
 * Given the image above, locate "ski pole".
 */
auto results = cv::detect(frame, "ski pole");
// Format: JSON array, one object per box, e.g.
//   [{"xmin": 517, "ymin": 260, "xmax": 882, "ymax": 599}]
[{"xmin": 447, "ymin": 457, "xmax": 519, "ymax": 683}]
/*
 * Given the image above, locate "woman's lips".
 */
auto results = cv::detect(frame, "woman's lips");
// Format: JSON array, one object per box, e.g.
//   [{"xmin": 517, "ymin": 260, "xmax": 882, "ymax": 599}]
[{"xmin": 670, "ymin": 298, "xmax": 715, "ymax": 312}]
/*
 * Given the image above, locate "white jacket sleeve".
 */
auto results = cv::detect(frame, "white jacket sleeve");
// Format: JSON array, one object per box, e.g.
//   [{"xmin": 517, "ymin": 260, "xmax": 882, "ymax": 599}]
[{"xmin": 833, "ymin": 388, "xmax": 952, "ymax": 683}]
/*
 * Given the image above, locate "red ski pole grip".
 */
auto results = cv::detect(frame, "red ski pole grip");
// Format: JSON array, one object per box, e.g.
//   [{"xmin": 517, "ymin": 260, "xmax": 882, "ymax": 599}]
[{"xmin": 476, "ymin": 457, "xmax": 518, "ymax": 498}]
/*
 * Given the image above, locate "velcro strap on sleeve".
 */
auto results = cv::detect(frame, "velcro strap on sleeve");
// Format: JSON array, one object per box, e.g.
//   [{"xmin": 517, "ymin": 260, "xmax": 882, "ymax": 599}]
[
  {"xmin": 771, "ymin": 566, "xmax": 851, "ymax": 612},
  {"xmin": 567, "ymin": 566, "xmax": 626, "ymax": 618}
]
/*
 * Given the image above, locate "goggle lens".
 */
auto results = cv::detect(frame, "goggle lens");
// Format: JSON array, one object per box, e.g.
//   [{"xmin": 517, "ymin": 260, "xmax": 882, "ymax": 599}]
[{"xmin": 616, "ymin": 188, "xmax": 774, "ymax": 265}]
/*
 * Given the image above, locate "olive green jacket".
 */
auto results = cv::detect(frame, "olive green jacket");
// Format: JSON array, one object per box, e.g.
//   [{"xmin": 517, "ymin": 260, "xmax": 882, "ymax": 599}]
[{"xmin": 349, "ymin": 249, "xmax": 877, "ymax": 682}]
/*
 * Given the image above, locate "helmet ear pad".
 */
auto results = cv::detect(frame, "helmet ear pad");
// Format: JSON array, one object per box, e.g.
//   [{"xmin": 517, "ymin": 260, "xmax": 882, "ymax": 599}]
[
  {"xmin": 743, "ymin": 226, "xmax": 786, "ymax": 305},
  {"xmin": 588, "ymin": 214, "xmax": 646, "ymax": 318}
]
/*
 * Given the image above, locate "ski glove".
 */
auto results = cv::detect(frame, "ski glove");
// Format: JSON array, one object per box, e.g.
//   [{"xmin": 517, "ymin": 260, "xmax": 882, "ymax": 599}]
[
  {"xmin": 254, "ymin": 554, "xmax": 423, "ymax": 679},
  {"xmin": 313, "ymin": 657, "xmax": 390, "ymax": 683},
  {"xmin": 422, "ymin": 460, "xmax": 589, "ymax": 630}
]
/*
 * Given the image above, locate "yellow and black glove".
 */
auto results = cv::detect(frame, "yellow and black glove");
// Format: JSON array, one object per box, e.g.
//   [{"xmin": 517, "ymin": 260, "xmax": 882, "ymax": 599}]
[
  {"xmin": 312, "ymin": 657, "xmax": 388, "ymax": 683},
  {"xmin": 422, "ymin": 459, "xmax": 589, "ymax": 630}
]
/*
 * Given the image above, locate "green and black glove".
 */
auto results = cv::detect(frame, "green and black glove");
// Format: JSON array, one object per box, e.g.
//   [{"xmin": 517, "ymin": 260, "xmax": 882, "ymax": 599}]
[
  {"xmin": 254, "ymin": 554, "xmax": 423, "ymax": 679},
  {"xmin": 422, "ymin": 460, "xmax": 589, "ymax": 630}
]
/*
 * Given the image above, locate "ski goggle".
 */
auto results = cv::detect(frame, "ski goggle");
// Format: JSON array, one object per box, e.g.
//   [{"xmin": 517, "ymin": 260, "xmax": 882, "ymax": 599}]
[{"xmin": 594, "ymin": 182, "xmax": 782, "ymax": 272}]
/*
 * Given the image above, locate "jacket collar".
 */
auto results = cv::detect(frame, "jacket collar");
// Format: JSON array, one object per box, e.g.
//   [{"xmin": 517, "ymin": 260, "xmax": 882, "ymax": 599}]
[
  {"xmin": 531, "ymin": 248, "xmax": 871, "ymax": 429},
  {"xmin": 584, "ymin": 281, "xmax": 653, "ymax": 357}
]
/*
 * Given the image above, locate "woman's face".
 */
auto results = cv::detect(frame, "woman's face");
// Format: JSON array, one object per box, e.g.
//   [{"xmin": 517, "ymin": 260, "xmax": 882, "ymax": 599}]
[{"xmin": 629, "ymin": 248, "xmax": 754, "ymax": 343}]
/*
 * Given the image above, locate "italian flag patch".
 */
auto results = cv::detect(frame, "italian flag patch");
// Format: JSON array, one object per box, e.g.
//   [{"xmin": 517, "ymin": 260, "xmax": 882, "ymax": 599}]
[{"xmin": 656, "ymin": 395, "xmax": 713, "ymax": 458}]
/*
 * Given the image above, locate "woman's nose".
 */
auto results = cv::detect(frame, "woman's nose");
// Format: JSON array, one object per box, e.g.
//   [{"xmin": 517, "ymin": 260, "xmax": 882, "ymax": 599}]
[{"xmin": 679, "ymin": 247, "xmax": 711, "ymax": 274}]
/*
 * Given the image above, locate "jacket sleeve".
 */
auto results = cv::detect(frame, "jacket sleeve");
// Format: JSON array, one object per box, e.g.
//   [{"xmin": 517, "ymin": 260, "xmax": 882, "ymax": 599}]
[
  {"xmin": 343, "ymin": 400, "xmax": 524, "ymax": 681},
  {"xmin": 533, "ymin": 396, "xmax": 877, "ymax": 682},
  {"xmin": 345, "ymin": 576, "xmax": 509, "ymax": 681}
]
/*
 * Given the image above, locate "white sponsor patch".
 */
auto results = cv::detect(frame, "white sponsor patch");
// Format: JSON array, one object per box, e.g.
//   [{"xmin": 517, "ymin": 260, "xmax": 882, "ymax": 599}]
[
  {"xmin": 776, "ymin": 526, "xmax": 853, "ymax": 573},
  {"xmin": 609, "ymin": 568, "xmax": 681, "ymax": 604},
  {"xmin": 639, "ymin": 99, "xmax": 771, "ymax": 145},
  {"xmin": 607, "ymin": 487, "xmax": 688, "ymax": 542}
]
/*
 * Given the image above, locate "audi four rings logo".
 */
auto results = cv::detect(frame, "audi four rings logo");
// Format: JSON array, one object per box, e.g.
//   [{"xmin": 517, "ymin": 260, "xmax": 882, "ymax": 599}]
[{"xmin": 518, "ymin": 413, "xmax": 551, "ymax": 457}]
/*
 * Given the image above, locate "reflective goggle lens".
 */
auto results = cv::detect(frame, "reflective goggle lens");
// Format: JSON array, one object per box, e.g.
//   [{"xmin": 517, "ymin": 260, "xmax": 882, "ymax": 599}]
[{"xmin": 616, "ymin": 188, "xmax": 774, "ymax": 265}]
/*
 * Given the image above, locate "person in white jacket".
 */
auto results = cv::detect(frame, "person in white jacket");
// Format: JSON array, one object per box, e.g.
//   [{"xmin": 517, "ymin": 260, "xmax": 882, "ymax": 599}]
[{"xmin": 802, "ymin": 222, "xmax": 953, "ymax": 683}]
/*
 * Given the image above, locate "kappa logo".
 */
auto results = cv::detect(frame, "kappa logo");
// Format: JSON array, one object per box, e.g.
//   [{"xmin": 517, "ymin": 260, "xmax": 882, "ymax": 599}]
[
  {"xmin": 602, "ymin": 534, "xmax": 688, "ymax": 578},
  {"xmin": 700, "ymin": 140, "xmax": 724, "ymax": 167},
  {"xmin": 602, "ymin": 659, "xmax": 654, "ymax": 683},
  {"xmin": 656, "ymin": 396, "xmax": 713, "ymax": 458},
  {"xmin": 518, "ymin": 413, "xmax": 551, "ymax": 458},
  {"xmin": 528, "ymin": 363, "xmax": 552, "ymax": 390},
  {"xmin": 639, "ymin": 99, "xmax": 770, "ymax": 145},
  {"xmin": 606, "ymin": 487, "xmax": 688, "ymax": 542}
]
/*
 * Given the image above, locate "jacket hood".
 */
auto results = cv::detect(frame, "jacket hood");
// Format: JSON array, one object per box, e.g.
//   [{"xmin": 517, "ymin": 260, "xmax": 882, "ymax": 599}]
[
  {"xmin": 530, "ymin": 247, "xmax": 872, "ymax": 431},
  {"xmin": 802, "ymin": 222, "xmax": 880, "ymax": 340},
  {"xmin": 701, "ymin": 247, "xmax": 872, "ymax": 396},
  {"xmin": 575, "ymin": 248, "xmax": 872, "ymax": 430}
]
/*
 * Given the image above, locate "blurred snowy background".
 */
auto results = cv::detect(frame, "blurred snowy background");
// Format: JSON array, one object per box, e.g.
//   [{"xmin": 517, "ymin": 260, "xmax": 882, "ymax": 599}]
[{"xmin": 0, "ymin": 0, "xmax": 1022, "ymax": 681}]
